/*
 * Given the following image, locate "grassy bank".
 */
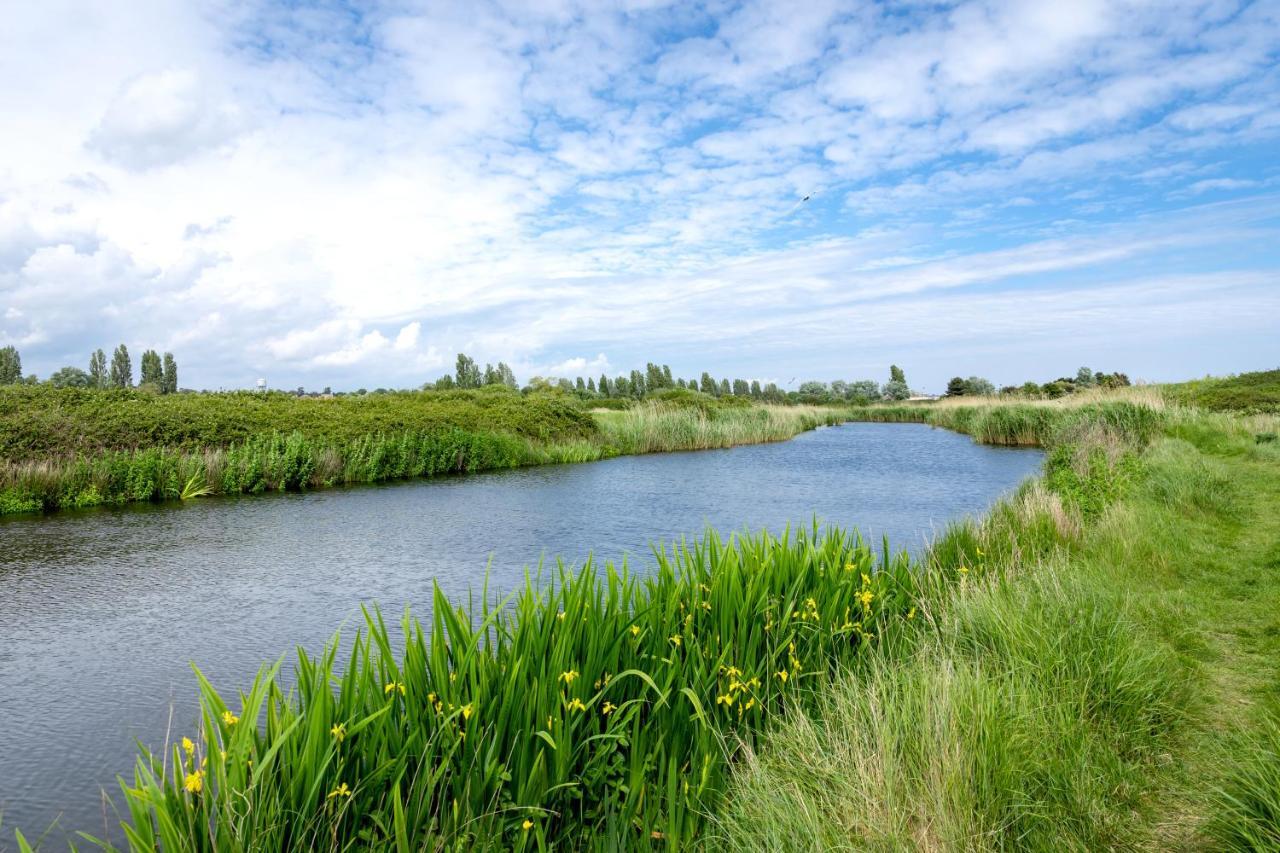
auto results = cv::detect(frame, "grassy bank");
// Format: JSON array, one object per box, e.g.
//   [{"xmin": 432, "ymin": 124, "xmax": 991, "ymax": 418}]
[
  {"xmin": 0, "ymin": 388, "xmax": 844, "ymax": 515},
  {"xmin": 712, "ymin": 400, "xmax": 1280, "ymax": 849}
]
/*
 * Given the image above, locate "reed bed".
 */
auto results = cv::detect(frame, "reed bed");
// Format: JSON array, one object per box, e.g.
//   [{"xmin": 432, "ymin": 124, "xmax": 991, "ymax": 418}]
[
  {"xmin": 594, "ymin": 403, "xmax": 846, "ymax": 455},
  {"xmin": 94, "ymin": 526, "xmax": 923, "ymax": 851}
]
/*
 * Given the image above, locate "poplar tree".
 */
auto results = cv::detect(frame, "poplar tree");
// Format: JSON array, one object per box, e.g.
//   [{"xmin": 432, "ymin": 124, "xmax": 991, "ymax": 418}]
[
  {"xmin": 587, "ymin": 377, "xmax": 597, "ymax": 394},
  {"xmin": 598, "ymin": 374, "xmax": 611, "ymax": 396},
  {"xmin": 0, "ymin": 346, "xmax": 21, "ymax": 384},
  {"xmin": 455, "ymin": 353, "xmax": 481, "ymax": 388},
  {"xmin": 140, "ymin": 349, "xmax": 163, "ymax": 387},
  {"xmin": 750, "ymin": 380, "xmax": 762, "ymax": 398},
  {"xmin": 700, "ymin": 372, "xmax": 716, "ymax": 395},
  {"xmin": 89, "ymin": 349, "xmax": 107, "ymax": 388},
  {"xmin": 732, "ymin": 378, "xmax": 749, "ymax": 396},
  {"xmin": 110, "ymin": 344, "xmax": 132, "ymax": 388},
  {"xmin": 719, "ymin": 378, "xmax": 730, "ymax": 396},
  {"xmin": 162, "ymin": 352, "xmax": 178, "ymax": 393}
]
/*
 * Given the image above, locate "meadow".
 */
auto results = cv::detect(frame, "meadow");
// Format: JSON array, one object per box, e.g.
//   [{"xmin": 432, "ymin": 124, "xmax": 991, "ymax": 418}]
[
  {"xmin": 0, "ymin": 387, "xmax": 845, "ymax": 516},
  {"xmin": 16, "ymin": 383, "xmax": 1270, "ymax": 851}
]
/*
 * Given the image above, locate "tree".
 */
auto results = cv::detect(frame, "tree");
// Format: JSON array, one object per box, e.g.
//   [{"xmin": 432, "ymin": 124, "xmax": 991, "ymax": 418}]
[
  {"xmin": 89, "ymin": 349, "xmax": 107, "ymax": 388},
  {"xmin": 598, "ymin": 374, "xmax": 611, "ymax": 396},
  {"xmin": 483, "ymin": 363, "xmax": 502, "ymax": 385},
  {"xmin": 0, "ymin": 346, "xmax": 20, "ymax": 384},
  {"xmin": 497, "ymin": 362, "xmax": 518, "ymax": 388},
  {"xmin": 629, "ymin": 370, "xmax": 646, "ymax": 398},
  {"xmin": 587, "ymin": 377, "xmax": 597, "ymax": 394},
  {"xmin": 718, "ymin": 378, "xmax": 731, "ymax": 396},
  {"xmin": 965, "ymin": 376, "xmax": 995, "ymax": 396},
  {"xmin": 110, "ymin": 344, "xmax": 132, "ymax": 388},
  {"xmin": 662, "ymin": 365, "xmax": 673, "ymax": 387},
  {"xmin": 162, "ymin": 352, "xmax": 178, "ymax": 393},
  {"xmin": 575, "ymin": 377, "xmax": 586, "ymax": 394},
  {"xmin": 750, "ymin": 380, "xmax": 762, "ymax": 398},
  {"xmin": 455, "ymin": 353, "xmax": 482, "ymax": 388},
  {"xmin": 646, "ymin": 362, "xmax": 663, "ymax": 390},
  {"xmin": 1020, "ymin": 381, "xmax": 1041, "ymax": 396},
  {"xmin": 945, "ymin": 377, "xmax": 968, "ymax": 397},
  {"xmin": 889, "ymin": 364, "xmax": 906, "ymax": 384},
  {"xmin": 700, "ymin": 372, "xmax": 716, "ymax": 395},
  {"xmin": 433, "ymin": 374, "xmax": 455, "ymax": 390},
  {"xmin": 799, "ymin": 380, "xmax": 828, "ymax": 397},
  {"xmin": 763, "ymin": 382, "xmax": 784, "ymax": 402},
  {"xmin": 1075, "ymin": 366, "xmax": 1096, "ymax": 388},
  {"xmin": 883, "ymin": 379, "xmax": 910, "ymax": 400},
  {"xmin": 848, "ymin": 380, "xmax": 879, "ymax": 401},
  {"xmin": 140, "ymin": 349, "xmax": 163, "ymax": 387},
  {"xmin": 614, "ymin": 376, "xmax": 630, "ymax": 397},
  {"xmin": 49, "ymin": 366, "xmax": 92, "ymax": 388},
  {"xmin": 732, "ymin": 378, "xmax": 750, "ymax": 397}
]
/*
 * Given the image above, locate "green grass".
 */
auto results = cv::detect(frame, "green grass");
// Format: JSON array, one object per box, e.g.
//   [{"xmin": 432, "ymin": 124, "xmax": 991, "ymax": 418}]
[
  {"xmin": 0, "ymin": 391, "xmax": 845, "ymax": 515},
  {"xmin": 1164, "ymin": 368, "xmax": 1280, "ymax": 414},
  {"xmin": 88, "ymin": 527, "xmax": 922, "ymax": 852}
]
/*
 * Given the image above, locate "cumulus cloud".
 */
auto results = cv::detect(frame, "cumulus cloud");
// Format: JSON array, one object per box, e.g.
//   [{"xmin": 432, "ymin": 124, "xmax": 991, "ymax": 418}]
[{"xmin": 0, "ymin": 0, "xmax": 1277, "ymax": 390}]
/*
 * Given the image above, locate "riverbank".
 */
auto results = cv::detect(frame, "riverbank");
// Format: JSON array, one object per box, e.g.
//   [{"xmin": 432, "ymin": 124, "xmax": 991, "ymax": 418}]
[
  {"xmin": 0, "ymin": 387, "xmax": 846, "ymax": 515},
  {"xmin": 41, "ymin": 394, "xmax": 1275, "ymax": 850}
]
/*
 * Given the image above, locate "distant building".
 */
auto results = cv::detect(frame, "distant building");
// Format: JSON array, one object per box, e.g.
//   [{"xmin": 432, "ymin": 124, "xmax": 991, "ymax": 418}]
[{"xmin": 256, "ymin": 378, "xmax": 266, "ymax": 391}]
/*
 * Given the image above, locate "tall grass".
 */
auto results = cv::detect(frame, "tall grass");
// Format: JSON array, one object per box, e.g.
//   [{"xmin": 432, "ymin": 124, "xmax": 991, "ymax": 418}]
[
  {"xmin": 594, "ymin": 403, "xmax": 846, "ymax": 455},
  {"xmin": 92, "ymin": 526, "xmax": 921, "ymax": 851}
]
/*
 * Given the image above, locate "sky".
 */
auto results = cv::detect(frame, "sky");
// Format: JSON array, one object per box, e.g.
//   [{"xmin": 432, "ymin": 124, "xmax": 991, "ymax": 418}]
[{"xmin": 1, "ymin": 0, "xmax": 1278, "ymax": 393}]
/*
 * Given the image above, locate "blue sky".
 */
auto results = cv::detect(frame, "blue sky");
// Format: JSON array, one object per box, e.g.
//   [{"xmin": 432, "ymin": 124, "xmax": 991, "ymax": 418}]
[{"xmin": 1, "ymin": 0, "xmax": 1277, "ymax": 393}]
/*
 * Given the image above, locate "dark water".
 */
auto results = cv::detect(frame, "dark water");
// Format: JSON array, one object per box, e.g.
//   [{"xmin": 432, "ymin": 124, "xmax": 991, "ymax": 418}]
[{"xmin": 0, "ymin": 424, "xmax": 1041, "ymax": 841}]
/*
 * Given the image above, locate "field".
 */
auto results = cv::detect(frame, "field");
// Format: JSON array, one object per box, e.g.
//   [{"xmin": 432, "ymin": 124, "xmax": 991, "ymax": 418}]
[
  {"xmin": 25, "ymin": 390, "xmax": 1274, "ymax": 851},
  {"xmin": 0, "ymin": 387, "xmax": 845, "ymax": 516}
]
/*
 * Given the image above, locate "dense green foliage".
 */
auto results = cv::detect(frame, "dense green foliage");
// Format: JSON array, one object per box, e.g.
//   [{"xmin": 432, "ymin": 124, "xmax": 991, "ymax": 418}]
[
  {"xmin": 0, "ymin": 385, "xmax": 595, "ymax": 459},
  {"xmin": 1166, "ymin": 368, "xmax": 1280, "ymax": 414},
  {"xmin": 97, "ymin": 527, "xmax": 920, "ymax": 851}
]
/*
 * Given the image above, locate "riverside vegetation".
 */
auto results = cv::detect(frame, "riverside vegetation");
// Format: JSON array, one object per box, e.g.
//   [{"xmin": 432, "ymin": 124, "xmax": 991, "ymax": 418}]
[
  {"xmin": 9, "ymin": 375, "xmax": 1274, "ymax": 850},
  {"xmin": 0, "ymin": 386, "xmax": 845, "ymax": 516}
]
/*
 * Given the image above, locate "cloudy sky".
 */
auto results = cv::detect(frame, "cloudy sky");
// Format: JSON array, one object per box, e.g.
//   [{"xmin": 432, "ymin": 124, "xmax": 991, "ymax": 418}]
[{"xmin": 2, "ymin": 0, "xmax": 1277, "ymax": 392}]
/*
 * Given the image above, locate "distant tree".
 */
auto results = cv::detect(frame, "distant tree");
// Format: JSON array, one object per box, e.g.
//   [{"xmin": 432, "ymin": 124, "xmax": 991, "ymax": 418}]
[
  {"xmin": 557, "ymin": 378, "xmax": 574, "ymax": 391},
  {"xmin": 1096, "ymin": 371, "xmax": 1131, "ymax": 389},
  {"xmin": 662, "ymin": 365, "xmax": 673, "ymax": 387},
  {"xmin": 685, "ymin": 378, "xmax": 697, "ymax": 390},
  {"xmin": 585, "ymin": 377, "xmax": 596, "ymax": 394},
  {"xmin": 575, "ymin": 377, "xmax": 586, "ymax": 394},
  {"xmin": 497, "ymin": 362, "xmax": 518, "ymax": 388},
  {"xmin": 750, "ymin": 380, "xmax": 762, "ymax": 398},
  {"xmin": 945, "ymin": 377, "xmax": 968, "ymax": 397},
  {"xmin": 88, "ymin": 349, "xmax": 107, "ymax": 388},
  {"xmin": 1020, "ymin": 381, "xmax": 1040, "ymax": 396},
  {"xmin": 49, "ymin": 366, "xmax": 92, "ymax": 388},
  {"xmin": 455, "ymin": 353, "xmax": 482, "ymax": 388},
  {"xmin": 830, "ymin": 380, "xmax": 849, "ymax": 399},
  {"xmin": 719, "ymin": 378, "xmax": 731, "ymax": 396},
  {"xmin": 162, "ymin": 352, "xmax": 178, "ymax": 393},
  {"xmin": 322, "ymin": 385, "xmax": 331, "ymax": 395},
  {"xmin": 965, "ymin": 376, "xmax": 995, "ymax": 396},
  {"xmin": 882, "ymin": 379, "xmax": 910, "ymax": 400},
  {"xmin": 629, "ymin": 370, "xmax": 646, "ymax": 398},
  {"xmin": 645, "ymin": 362, "xmax": 663, "ymax": 390},
  {"xmin": 848, "ymin": 380, "xmax": 879, "ymax": 401},
  {"xmin": 700, "ymin": 372, "xmax": 716, "ymax": 395},
  {"xmin": 1075, "ymin": 366, "xmax": 1096, "ymax": 388},
  {"xmin": 732, "ymin": 378, "xmax": 750, "ymax": 397},
  {"xmin": 763, "ymin": 382, "xmax": 784, "ymax": 402},
  {"xmin": 598, "ymin": 374, "xmax": 611, "ymax": 396},
  {"xmin": 889, "ymin": 364, "xmax": 906, "ymax": 384},
  {"xmin": 434, "ymin": 374, "xmax": 456, "ymax": 390},
  {"xmin": 799, "ymin": 381, "xmax": 828, "ymax": 396},
  {"xmin": 614, "ymin": 376, "xmax": 630, "ymax": 397},
  {"xmin": 1042, "ymin": 380, "xmax": 1070, "ymax": 399},
  {"xmin": 483, "ymin": 363, "xmax": 502, "ymax": 386},
  {"xmin": 0, "ymin": 346, "xmax": 20, "ymax": 384},
  {"xmin": 140, "ymin": 349, "xmax": 163, "ymax": 387},
  {"xmin": 110, "ymin": 344, "xmax": 132, "ymax": 388}
]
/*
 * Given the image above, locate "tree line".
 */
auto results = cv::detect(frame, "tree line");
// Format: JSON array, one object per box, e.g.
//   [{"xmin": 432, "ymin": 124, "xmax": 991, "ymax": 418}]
[
  {"xmin": 0, "ymin": 344, "xmax": 178, "ymax": 393},
  {"xmin": 426, "ymin": 355, "xmax": 916, "ymax": 404},
  {"xmin": 945, "ymin": 366, "xmax": 1131, "ymax": 399}
]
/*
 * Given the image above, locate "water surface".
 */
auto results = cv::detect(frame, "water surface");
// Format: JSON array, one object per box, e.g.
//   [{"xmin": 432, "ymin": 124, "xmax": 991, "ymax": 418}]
[{"xmin": 0, "ymin": 423, "xmax": 1041, "ymax": 840}]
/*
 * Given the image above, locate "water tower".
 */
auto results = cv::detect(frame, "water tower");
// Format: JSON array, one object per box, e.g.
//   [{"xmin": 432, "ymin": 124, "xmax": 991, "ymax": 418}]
[{"xmin": 256, "ymin": 378, "xmax": 266, "ymax": 392}]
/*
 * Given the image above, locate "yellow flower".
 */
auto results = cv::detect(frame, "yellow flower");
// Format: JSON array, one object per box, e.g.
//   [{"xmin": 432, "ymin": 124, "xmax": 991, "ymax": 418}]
[
  {"xmin": 327, "ymin": 782, "xmax": 352, "ymax": 799},
  {"xmin": 775, "ymin": 670, "xmax": 788, "ymax": 683},
  {"xmin": 566, "ymin": 697, "xmax": 587, "ymax": 712},
  {"xmin": 959, "ymin": 565, "xmax": 969, "ymax": 575},
  {"xmin": 461, "ymin": 703, "xmax": 474, "ymax": 722},
  {"xmin": 522, "ymin": 819, "xmax": 534, "ymax": 831},
  {"xmin": 181, "ymin": 737, "xmax": 195, "ymax": 756},
  {"xmin": 183, "ymin": 769, "xmax": 204, "ymax": 794},
  {"xmin": 385, "ymin": 681, "xmax": 405, "ymax": 696},
  {"xmin": 907, "ymin": 607, "xmax": 916, "ymax": 620},
  {"xmin": 221, "ymin": 710, "xmax": 239, "ymax": 726},
  {"xmin": 331, "ymin": 723, "xmax": 346, "ymax": 742},
  {"xmin": 602, "ymin": 702, "xmax": 618, "ymax": 715},
  {"xmin": 976, "ymin": 546, "xmax": 985, "ymax": 557},
  {"xmin": 716, "ymin": 693, "xmax": 734, "ymax": 706},
  {"xmin": 669, "ymin": 634, "xmax": 682, "ymax": 647},
  {"xmin": 559, "ymin": 670, "xmax": 579, "ymax": 685},
  {"xmin": 557, "ymin": 611, "xmax": 566, "ymax": 621},
  {"xmin": 630, "ymin": 624, "xmax": 641, "ymax": 636},
  {"xmin": 859, "ymin": 590, "xmax": 874, "ymax": 609}
]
